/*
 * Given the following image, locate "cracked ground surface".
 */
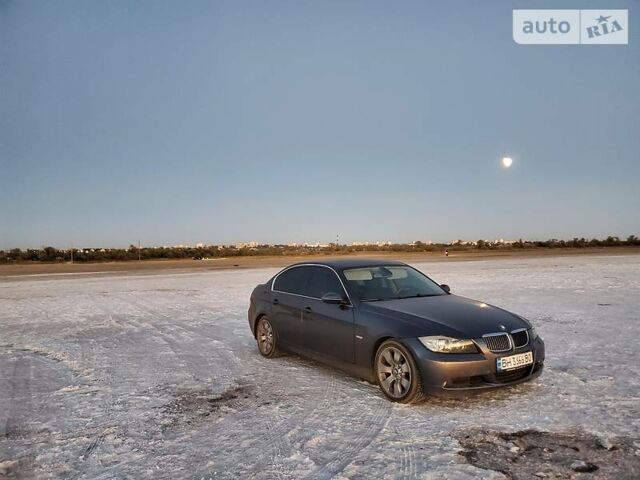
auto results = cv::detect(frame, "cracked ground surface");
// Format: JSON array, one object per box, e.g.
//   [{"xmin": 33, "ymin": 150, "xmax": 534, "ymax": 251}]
[
  {"xmin": 1, "ymin": 255, "xmax": 639, "ymax": 478},
  {"xmin": 456, "ymin": 429, "xmax": 640, "ymax": 479}
]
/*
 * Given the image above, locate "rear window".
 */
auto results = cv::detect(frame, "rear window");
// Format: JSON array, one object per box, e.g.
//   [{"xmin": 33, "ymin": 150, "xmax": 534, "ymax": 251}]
[{"xmin": 273, "ymin": 267, "xmax": 311, "ymax": 295}]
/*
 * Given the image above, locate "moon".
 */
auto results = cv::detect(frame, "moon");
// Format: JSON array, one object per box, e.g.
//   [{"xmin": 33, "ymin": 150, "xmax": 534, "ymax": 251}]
[{"xmin": 502, "ymin": 157, "xmax": 513, "ymax": 168}]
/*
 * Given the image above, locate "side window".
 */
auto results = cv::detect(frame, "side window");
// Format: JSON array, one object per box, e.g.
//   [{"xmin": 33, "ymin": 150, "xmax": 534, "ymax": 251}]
[
  {"xmin": 273, "ymin": 267, "xmax": 311, "ymax": 295},
  {"xmin": 307, "ymin": 267, "xmax": 346, "ymax": 299}
]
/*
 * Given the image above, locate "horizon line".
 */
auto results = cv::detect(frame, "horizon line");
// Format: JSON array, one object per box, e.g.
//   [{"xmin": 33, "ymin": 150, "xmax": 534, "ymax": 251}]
[{"xmin": 2, "ymin": 234, "xmax": 638, "ymax": 251}]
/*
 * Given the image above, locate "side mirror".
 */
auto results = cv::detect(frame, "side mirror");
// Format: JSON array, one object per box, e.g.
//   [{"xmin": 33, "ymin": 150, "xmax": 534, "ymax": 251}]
[
  {"xmin": 321, "ymin": 292, "xmax": 347, "ymax": 304},
  {"xmin": 440, "ymin": 284, "xmax": 451, "ymax": 294}
]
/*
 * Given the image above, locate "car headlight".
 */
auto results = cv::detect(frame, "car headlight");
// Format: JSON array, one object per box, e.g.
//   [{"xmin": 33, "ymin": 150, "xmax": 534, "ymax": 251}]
[
  {"xmin": 518, "ymin": 315, "xmax": 540, "ymax": 341},
  {"xmin": 418, "ymin": 336, "xmax": 478, "ymax": 354},
  {"xmin": 529, "ymin": 327, "xmax": 539, "ymax": 340}
]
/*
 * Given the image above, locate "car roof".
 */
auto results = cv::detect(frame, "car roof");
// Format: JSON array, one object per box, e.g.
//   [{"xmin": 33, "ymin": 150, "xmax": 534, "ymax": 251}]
[{"xmin": 286, "ymin": 258, "xmax": 407, "ymax": 271}]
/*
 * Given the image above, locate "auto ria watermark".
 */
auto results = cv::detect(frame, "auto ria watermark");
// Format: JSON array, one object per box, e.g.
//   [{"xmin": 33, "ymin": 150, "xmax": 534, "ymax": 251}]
[{"xmin": 513, "ymin": 10, "xmax": 628, "ymax": 44}]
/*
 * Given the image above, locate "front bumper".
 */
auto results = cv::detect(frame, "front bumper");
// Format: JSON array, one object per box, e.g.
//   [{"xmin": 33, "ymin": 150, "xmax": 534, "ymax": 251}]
[{"xmin": 404, "ymin": 336, "xmax": 545, "ymax": 396}]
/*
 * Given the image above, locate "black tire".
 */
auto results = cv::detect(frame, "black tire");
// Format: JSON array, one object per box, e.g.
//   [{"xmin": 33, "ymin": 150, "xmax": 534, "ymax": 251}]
[
  {"xmin": 256, "ymin": 316, "xmax": 279, "ymax": 358},
  {"xmin": 375, "ymin": 340, "xmax": 423, "ymax": 403}
]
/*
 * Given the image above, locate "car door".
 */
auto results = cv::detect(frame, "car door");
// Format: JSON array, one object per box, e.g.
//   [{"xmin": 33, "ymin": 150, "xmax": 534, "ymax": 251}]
[
  {"xmin": 302, "ymin": 266, "xmax": 355, "ymax": 364},
  {"xmin": 270, "ymin": 266, "xmax": 311, "ymax": 348}
]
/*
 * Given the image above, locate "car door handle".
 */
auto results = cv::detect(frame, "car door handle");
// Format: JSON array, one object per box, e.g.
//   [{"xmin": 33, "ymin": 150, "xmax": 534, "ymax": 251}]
[
  {"xmin": 272, "ymin": 299, "xmax": 279, "ymax": 305},
  {"xmin": 304, "ymin": 306, "xmax": 312, "ymax": 312}
]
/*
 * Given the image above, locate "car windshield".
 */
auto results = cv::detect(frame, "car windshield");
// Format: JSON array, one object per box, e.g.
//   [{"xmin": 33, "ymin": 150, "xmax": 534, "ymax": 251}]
[{"xmin": 342, "ymin": 265, "xmax": 446, "ymax": 301}]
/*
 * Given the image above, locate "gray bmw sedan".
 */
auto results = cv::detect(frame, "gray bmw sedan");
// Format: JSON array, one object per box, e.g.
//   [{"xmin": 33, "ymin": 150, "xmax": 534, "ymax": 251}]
[{"xmin": 248, "ymin": 259, "xmax": 544, "ymax": 403}]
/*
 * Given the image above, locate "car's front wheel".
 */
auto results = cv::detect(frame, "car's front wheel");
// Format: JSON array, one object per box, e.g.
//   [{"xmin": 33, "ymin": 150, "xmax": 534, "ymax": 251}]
[
  {"xmin": 375, "ymin": 340, "xmax": 423, "ymax": 403},
  {"xmin": 256, "ymin": 316, "xmax": 279, "ymax": 358}
]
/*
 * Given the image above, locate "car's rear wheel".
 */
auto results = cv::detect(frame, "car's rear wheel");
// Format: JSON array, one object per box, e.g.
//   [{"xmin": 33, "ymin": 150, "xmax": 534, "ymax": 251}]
[
  {"xmin": 256, "ymin": 316, "xmax": 279, "ymax": 358},
  {"xmin": 375, "ymin": 340, "xmax": 423, "ymax": 403}
]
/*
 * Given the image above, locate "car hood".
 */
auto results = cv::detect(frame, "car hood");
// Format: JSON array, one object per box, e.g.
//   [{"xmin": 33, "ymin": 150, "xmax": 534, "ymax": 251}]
[{"xmin": 360, "ymin": 294, "xmax": 529, "ymax": 338}]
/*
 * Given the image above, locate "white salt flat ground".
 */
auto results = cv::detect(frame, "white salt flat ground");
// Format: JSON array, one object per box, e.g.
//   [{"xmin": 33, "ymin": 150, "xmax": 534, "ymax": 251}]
[{"xmin": 1, "ymin": 255, "xmax": 639, "ymax": 479}]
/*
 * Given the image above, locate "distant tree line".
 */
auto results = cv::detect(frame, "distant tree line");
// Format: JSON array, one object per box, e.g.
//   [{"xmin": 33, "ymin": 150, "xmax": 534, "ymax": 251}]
[{"xmin": 1, "ymin": 236, "xmax": 638, "ymax": 264}]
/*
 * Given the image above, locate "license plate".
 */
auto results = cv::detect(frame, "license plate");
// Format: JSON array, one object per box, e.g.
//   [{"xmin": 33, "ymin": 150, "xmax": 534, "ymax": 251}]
[{"xmin": 496, "ymin": 351, "xmax": 533, "ymax": 372}]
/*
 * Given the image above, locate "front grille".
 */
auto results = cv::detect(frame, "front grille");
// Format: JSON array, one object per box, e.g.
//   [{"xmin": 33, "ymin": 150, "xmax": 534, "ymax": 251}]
[
  {"xmin": 446, "ymin": 362, "xmax": 542, "ymax": 390},
  {"xmin": 512, "ymin": 330, "xmax": 529, "ymax": 348},
  {"xmin": 483, "ymin": 333, "xmax": 511, "ymax": 352},
  {"xmin": 494, "ymin": 366, "xmax": 530, "ymax": 383}
]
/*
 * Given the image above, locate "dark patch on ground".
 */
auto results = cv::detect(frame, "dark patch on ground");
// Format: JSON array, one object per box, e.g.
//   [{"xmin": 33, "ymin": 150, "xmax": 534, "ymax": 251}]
[
  {"xmin": 160, "ymin": 385, "xmax": 262, "ymax": 430},
  {"xmin": 1, "ymin": 424, "xmax": 31, "ymax": 440},
  {"xmin": 456, "ymin": 429, "xmax": 640, "ymax": 479},
  {"xmin": 0, "ymin": 457, "xmax": 35, "ymax": 478}
]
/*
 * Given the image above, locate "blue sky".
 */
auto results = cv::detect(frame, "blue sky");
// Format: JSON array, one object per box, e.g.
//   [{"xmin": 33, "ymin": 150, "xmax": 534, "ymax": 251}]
[{"xmin": 1, "ymin": 0, "xmax": 639, "ymax": 248}]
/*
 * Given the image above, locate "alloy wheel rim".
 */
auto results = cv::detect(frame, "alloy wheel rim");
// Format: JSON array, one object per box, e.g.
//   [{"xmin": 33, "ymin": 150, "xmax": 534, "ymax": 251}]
[
  {"xmin": 377, "ymin": 346, "xmax": 411, "ymax": 398},
  {"xmin": 258, "ymin": 319, "xmax": 274, "ymax": 354}
]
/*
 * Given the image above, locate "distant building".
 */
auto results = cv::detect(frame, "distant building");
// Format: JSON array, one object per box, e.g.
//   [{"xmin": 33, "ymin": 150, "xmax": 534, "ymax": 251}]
[
  {"xmin": 303, "ymin": 242, "xmax": 330, "ymax": 248},
  {"xmin": 410, "ymin": 240, "xmax": 433, "ymax": 246},
  {"xmin": 235, "ymin": 241, "xmax": 259, "ymax": 249},
  {"xmin": 453, "ymin": 240, "xmax": 477, "ymax": 246}
]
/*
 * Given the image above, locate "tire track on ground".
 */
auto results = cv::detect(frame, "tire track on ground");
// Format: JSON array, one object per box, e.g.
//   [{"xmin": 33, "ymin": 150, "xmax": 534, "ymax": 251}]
[
  {"xmin": 108, "ymin": 293, "xmax": 219, "ymax": 383},
  {"xmin": 80, "ymin": 431, "xmax": 106, "ymax": 461},
  {"xmin": 85, "ymin": 294, "xmax": 181, "ymax": 479},
  {"xmin": 75, "ymin": 294, "xmax": 161, "ymax": 478},
  {"xmin": 74, "ymin": 333, "xmax": 111, "ymax": 468},
  {"xmin": 392, "ymin": 420, "xmax": 419, "ymax": 479},
  {"xmin": 176, "ymin": 317, "xmax": 305, "ymax": 479},
  {"xmin": 79, "ymin": 288, "xmax": 362, "ymax": 478},
  {"xmin": 176, "ymin": 317, "xmax": 294, "ymax": 478},
  {"xmin": 189, "ymin": 355, "xmax": 339, "ymax": 479},
  {"xmin": 2, "ymin": 353, "xmax": 36, "ymax": 478},
  {"xmin": 302, "ymin": 387, "xmax": 392, "ymax": 480},
  {"xmin": 179, "ymin": 293, "xmax": 382, "ymax": 479},
  {"xmin": 256, "ymin": 364, "xmax": 339, "ymax": 479},
  {"xmin": 96, "ymin": 292, "xmax": 280, "ymax": 477}
]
